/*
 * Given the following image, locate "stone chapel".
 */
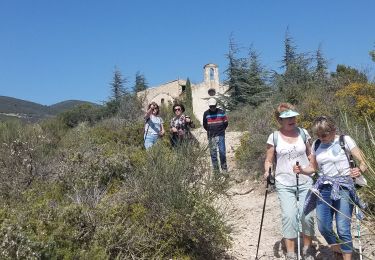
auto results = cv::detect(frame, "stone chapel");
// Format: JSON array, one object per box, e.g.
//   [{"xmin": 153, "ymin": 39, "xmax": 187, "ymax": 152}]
[{"xmin": 137, "ymin": 63, "xmax": 227, "ymax": 123}]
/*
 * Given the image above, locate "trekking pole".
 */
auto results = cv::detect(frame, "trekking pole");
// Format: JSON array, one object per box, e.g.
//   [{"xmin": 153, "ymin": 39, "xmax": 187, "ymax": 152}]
[
  {"xmin": 296, "ymin": 161, "xmax": 301, "ymax": 260},
  {"xmin": 349, "ymin": 156, "xmax": 363, "ymax": 260},
  {"xmin": 255, "ymin": 167, "xmax": 274, "ymax": 260}
]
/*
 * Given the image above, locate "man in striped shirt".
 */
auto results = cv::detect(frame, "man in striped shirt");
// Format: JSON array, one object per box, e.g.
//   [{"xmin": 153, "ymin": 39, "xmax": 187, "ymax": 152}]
[{"xmin": 203, "ymin": 98, "xmax": 228, "ymax": 173}]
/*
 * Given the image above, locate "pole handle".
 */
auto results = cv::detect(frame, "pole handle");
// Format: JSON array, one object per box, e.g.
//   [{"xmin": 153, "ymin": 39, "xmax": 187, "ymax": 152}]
[{"xmin": 267, "ymin": 167, "xmax": 275, "ymax": 185}]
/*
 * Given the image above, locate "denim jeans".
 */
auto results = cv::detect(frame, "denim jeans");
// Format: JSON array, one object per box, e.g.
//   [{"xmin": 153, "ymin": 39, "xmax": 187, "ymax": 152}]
[
  {"xmin": 316, "ymin": 184, "xmax": 353, "ymax": 253},
  {"xmin": 144, "ymin": 135, "xmax": 158, "ymax": 150},
  {"xmin": 208, "ymin": 135, "xmax": 227, "ymax": 171},
  {"xmin": 276, "ymin": 181, "xmax": 315, "ymax": 239}
]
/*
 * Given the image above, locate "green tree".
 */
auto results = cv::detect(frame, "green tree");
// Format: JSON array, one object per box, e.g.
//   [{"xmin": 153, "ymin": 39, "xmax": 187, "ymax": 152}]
[
  {"xmin": 185, "ymin": 78, "xmax": 193, "ymax": 111},
  {"xmin": 242, "ymin": 48, "xmax": 271, "ymax": 106},
  {"xmin": 315, "ymin": 45, "xmax": 328, "ymax": 75},
  {"xmin": 370, "ymin": 44, "xmax": 375, "ymax": 62},
  {"xmin": 331, "ymin": 64, "xmax": 368, "ymax": 88},
  {"xmin": 223, "ymin": 35, "xmax": 249, "ymax": 109},
  {"xmin": 110, "ymin": 68, "xmax": 126, "ymax": 101},
  {"xmin": 133, "ymin": 71, "xmax": 148, "ymax": 93},
  {"xmin": 275, "ymin": 30, "xmax": 313, "ymax": 104},
  {"xmin": 314, "ymin": 45, "xmax": 329, "ymax": 87},
  {"xmin": 282, "ymin": 28, "xmax": 297, "ymax": 70}
]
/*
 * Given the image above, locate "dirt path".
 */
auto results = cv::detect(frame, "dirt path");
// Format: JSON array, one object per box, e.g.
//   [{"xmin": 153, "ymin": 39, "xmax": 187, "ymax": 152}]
[{"xmin": 192, "ymin": 129, "xmax": 374, "ymax": 260}]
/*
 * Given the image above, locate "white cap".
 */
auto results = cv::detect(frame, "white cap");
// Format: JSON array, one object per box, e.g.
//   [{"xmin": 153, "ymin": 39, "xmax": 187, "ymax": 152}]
[{"xmin": 208, "ymin": 98, "xmax": 217, "ymax": 106}]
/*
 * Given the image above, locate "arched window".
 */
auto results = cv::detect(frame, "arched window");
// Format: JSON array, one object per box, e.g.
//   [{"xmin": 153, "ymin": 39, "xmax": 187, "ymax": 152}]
[
  {"xmin": 210, "ymin": 68, "xmax": 215, "ymax": 80},
  {"xmin": 161, "ymin": 98, "xmax": 165, "ymax": 104}
]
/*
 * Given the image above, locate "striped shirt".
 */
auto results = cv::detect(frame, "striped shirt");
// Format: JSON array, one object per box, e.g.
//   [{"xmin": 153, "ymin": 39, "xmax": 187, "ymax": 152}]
[{"xmin": 203, "ymin": 108, "xmax": 228, "ymax": 137}]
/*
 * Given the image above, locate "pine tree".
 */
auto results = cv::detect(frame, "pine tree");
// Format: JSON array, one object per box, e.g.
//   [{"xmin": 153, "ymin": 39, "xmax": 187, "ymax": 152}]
[
  {"xmin": 223, "ymin": 35, "xmax": 249, "ymax": 109},
  {"xmin": 110, "ymin": 68, "xmax": 126, "ymax": 101},
  {"xmin": 275, "ymin": 30, "xmax": 313, "ymax": 104},
  {"xmin": 133, "ymin": 71, "xmax": 148, "ymax": 93},
  {"xmin": 243, "ymin": 48, "xmax": 271, "ymax": 106},
  {"xmin": 282, "ymin": 28, "xmax": 297, "ymax": 70},
  {"xmin": 314, "ymin": 45, "xmax": 329, "ymax": 86}
]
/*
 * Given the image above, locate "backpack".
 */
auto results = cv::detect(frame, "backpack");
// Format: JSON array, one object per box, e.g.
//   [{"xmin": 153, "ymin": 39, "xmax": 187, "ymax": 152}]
[{"xmin": 314, "ymin": 135, "xmax": 367, "ymax": 186}]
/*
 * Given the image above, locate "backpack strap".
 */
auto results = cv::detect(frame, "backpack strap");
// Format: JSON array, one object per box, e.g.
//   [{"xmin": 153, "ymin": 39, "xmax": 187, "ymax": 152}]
[
  {"xmin": 339, "ymin": 134, "xmax": 351, "ymax": 164},
  {"xmin": 314, "ymin": 139, "xmax": 321, "ymax": 152},
  {"xmin": 273, "ymin": 131, "xmax": 278, "ymax": 165},
  {"xmin": 298, "ymin": 127, "xmax": 307, "ymax": 144},
  {"xmin": 144, "ymin": 117, "xmax": 150, "ymax": 140},
  {"xmin": 273, "ymin": 131, "xmax": 278, "ymax": 148}
]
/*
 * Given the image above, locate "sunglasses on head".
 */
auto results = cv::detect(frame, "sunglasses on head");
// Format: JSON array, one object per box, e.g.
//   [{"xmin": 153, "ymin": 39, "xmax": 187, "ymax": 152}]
[{"xmin": 316, "ymin": 116, "xmax": 327, "ymax": 122}]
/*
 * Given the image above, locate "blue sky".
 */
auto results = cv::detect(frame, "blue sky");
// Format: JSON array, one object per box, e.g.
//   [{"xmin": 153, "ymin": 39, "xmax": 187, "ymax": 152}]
[{"xmin": 1, "ymin": 0, "xmax": 374, "ymax": 105}]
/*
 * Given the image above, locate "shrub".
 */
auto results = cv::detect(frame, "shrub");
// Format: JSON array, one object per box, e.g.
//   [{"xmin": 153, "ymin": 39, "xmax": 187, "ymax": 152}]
[
  {"xmin": 59, "ymin": 104, "xmax": 104, "ymax": 128},
  {"xmin": 232, "ymin": 101, "xmax": 275, "ymax": 176},
  {"xmin": 0, "ymin": 113, "xmax": 231, "ymax": 259},
  {"xmin": 0, "ymin": 121, "xmax": 54, "ymax": 203},
  {"xmin": 336, "ymin": 82, "xmax": 375, "ymax": 122}
]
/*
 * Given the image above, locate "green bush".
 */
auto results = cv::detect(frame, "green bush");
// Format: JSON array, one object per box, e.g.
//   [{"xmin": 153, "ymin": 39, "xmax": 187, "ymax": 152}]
[
  {"xmin": 231, "ymin": 102, "xmax": 275, "ymax": 176},
  {"xmin": 0, "ymin": 116, "xmax": 231, "ymax": 259}
]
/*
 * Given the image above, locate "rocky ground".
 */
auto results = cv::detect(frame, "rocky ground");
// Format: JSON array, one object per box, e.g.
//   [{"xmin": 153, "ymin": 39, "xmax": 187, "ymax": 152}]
[{"xmin": 192, "ymin": 129, "xmax": 375, "ymax": 260}]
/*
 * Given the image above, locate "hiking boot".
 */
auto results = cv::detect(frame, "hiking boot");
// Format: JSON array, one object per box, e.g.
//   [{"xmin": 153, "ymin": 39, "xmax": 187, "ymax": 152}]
[{"xmin": 285, "ymin": 252, "xmax": 297, "ymax": 260}]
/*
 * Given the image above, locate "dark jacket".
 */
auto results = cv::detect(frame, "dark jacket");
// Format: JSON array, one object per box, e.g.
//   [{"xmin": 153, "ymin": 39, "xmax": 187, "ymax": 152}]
[{"xmin": 203, "ymin": 108, "xmax": 228, "ymax": 137}]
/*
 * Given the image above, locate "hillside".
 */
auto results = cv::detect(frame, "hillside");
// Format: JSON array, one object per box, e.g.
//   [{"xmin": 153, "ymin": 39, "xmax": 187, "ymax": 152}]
[
  {"xmin": 0, "ymin": 96, "xmax": 100, "ymax": 121},
  {"xmin": 48, "ymin": 100, "xmax": 101, "ymax": 114}
]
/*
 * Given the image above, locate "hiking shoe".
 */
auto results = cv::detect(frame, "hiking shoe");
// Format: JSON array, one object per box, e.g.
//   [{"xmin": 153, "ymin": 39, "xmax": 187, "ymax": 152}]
[{"xmin": 285, "ymin": 252, "xmax": 297, "ymax": 260}]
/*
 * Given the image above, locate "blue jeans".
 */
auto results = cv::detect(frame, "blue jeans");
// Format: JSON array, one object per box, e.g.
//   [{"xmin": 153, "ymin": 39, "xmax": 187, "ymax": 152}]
[
  {"xmin": 208, "ymin": 135, "xmax": 227, "ymax": 171},
  {"xmin": 144, "ymin": 135, "xmax": 159, "ymax": 150},
  {"xmin": 276, "ymin": 181, "xmax": 315, "ymax": 239},
  {"xmin": 316, "ymin": 184, "xmax": 353, "ymax": 253}
]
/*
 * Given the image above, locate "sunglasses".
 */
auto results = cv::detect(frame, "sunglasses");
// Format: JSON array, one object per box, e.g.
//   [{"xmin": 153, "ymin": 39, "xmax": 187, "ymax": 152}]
[
  {"xmin": 317, "ymin": 132, "xmax": 330, "ymax": 138},
  {"xmin": 152, "ymin": 107, "xmax": 159, "ymax": 110},
  {"xmin": 174, "ymin": 108, "xmax": 181, "ymax": 112}
]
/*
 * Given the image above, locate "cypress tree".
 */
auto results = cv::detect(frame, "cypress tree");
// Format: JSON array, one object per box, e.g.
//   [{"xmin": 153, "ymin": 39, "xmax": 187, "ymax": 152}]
[{"xmin": 185, "ymin": 78, "xmax": 193, "ymax": 111}]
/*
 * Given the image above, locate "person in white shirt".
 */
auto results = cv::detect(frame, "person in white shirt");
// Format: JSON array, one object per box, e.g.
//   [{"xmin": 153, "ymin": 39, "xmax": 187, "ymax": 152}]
[
  {"xmin": 144, "ymin": 102, "xmax": 165, "ymax": 149},
  {"xmin": 294, "ymin": 116, "xmax": 367, "ymax": 260},
  {"xmin": 264, "ymin": 103, "xmax": 315, "ymax": 260}
]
